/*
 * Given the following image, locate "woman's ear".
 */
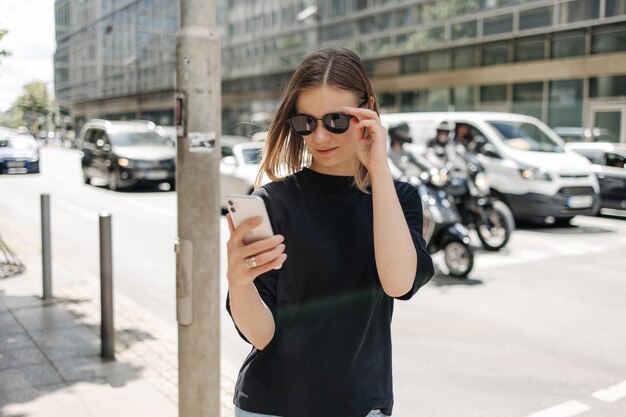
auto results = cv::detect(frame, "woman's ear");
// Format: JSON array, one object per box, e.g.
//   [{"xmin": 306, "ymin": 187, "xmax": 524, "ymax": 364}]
[{"xmin": 369, "ymin": 96, "xmax": 376, "ymax": 110}]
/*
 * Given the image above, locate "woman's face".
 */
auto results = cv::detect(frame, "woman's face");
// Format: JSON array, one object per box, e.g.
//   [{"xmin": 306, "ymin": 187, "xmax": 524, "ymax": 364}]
[{"xmin": 295, "ymin": 86, "xmax": 362, "ymax": 176}]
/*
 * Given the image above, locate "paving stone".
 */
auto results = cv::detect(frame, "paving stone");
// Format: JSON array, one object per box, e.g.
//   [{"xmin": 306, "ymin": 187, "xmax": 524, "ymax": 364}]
[
  {"xmin": 29, "ymin": 327, "xmax": 99, "ymax": 361},
  {"xmin": 12, "ymin": 304, "xmax": 81, "ymax": 332},
  {"xmin": 0, "ymin": 383, "xmax": 68, "ymax": 408},
  {"xmin": 50, "ymin": 355, "xmax": 139, "ymax": 385},
  {"xmin": 0, "ymin": 328, "xmax": 32, "ymax": 352},
  {"xmin": 0, "ymin": 311, "xmax": 23, "ymax": 337},
  {"xmin": 0, "ymin": 363, "xmax": 64, "ymax": 391},
  {"xmin": 0, "ymin": 346, "xmax": 48, "ymax": 371}
]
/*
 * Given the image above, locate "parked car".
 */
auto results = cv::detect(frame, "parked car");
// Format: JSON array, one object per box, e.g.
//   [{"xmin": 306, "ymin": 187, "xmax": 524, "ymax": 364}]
[
  {"xmin": 0, "ymin": 132, "xmax": 40, "ymax": 174},
  {"xmin": 381, "ymin": 112, "xmax": 600, "ymax": 224},
  {"xmin": 220, "ymin": 138, "xmax": 269, "ymax": 208},
  {"xmin": 566, "ymin": 142, "xmax": 626, "ymax": 211},
  {"xmin": 553, "ymin": 127, "xmax": 619, "ymax": 143},
  {"xmin": 80, "ymin": 119, "xmax": 176, "ymax": 191}
]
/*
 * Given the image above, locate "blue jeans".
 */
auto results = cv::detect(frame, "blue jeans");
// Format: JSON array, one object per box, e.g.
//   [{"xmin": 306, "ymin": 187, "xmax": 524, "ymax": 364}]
[{"xmin": 235, "ymin": 406, "xmax": 390, "ymax": 417}]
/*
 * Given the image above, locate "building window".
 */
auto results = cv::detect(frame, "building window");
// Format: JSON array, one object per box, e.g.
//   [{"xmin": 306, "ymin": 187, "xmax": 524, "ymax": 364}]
[
  {"xmin": 591, "ymin": 24, "xmax": 626, "ymax": 54},
  {"xmin": 355, "ymin": 0, "xmax": 369, "ymax": 11},
  {"xmin": 519, "ymin": 6, "xmax": 552, "ymax": 31},
  {"xmin": 452, "ymin": 46, "xmax": 477, "ymax": 69},
  {"xmin": 423, "ymin": 88, "xmax": 449, "ymax": 111},
  {"xmin": 400, "ymin": 88, "xmax": 448, "ymax": 111},
  {"xmin": 483, "ymin": 13, "xmax": 513, "ymax": 36},
  {"xmin": 513, "ymin": 82, "xmax": 544, "ymax": 120},
  {"xmin": 426, "ymin": 51, "xmax": 449, "ymax": 72},
  {"xmin": 551, "ymin": 31, "xmax": 586, "ymax": 58},
  {"xmin": 378, "ymin": 92, "xmax": 397, "ymax": 110},
  {"xmin": 559, "ymin": 0, "xmax": 600, "ymax": 23},
  {"xmin": 606, "ymin": 0, "xmax": 626, "ymax": 17},
  {"xmin": 514, "ymin": 36, "xmax": 545, "ymax": 62},
  {"xmin": 452, "ymin": 86, "xmax": 475, "ymax": 111},
  {"xmin": 397, "ymin": 32, "xmax": 417, "ymax": 51},
  {"xmin": 548, "ymin": 79, "xmax": 583, "ymax": 128},
  {"xmin": 416, "ymin": 26, "xmax": 445, "ymax": 46},
  {"xmin": 400, "ymin": 53, "xmax": 422, "ymax": 74},
  {"xmin": 452, "ymin": 20, "xmax": 477, "ymax": 41},
  {"xmin": 589, "ymin": 75, "xmax": 626, "ymax": 97},
  {"xmin": 400, "ymin": 91, "xmax": 420, "ymax": 111},
  {"xmin": 481, "ymin": 42, "xmax": 509, "ymax": 66},
  {"xmin": 480, "ymin": 84, "xmax": 508, "ymax": 102}
]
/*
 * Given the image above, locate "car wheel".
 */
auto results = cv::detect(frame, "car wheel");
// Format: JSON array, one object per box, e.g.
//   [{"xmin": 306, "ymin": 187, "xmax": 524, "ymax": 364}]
[{"xmin": 108, "ymin": 169, "xmax": 120, "ymax": 191}]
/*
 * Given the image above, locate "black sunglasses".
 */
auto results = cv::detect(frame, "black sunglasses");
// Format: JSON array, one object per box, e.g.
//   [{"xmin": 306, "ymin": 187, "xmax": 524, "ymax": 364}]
[
  {"xmin": 287, "ymin": 99, "xmax": 369, "ymax": 136},
  {"xmin": 287, "ymin": 113, "xmax": 354, "ymax": 135}
]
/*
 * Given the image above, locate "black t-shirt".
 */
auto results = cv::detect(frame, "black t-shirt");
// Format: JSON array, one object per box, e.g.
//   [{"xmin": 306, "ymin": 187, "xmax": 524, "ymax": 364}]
[{"xmin": 226, "ymin": 167, "xmax": 435, "ymax": 417}]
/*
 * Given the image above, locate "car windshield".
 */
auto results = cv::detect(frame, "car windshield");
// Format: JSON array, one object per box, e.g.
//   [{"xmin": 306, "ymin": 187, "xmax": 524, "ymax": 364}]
[
  {"xmin": 110, "ymin": 130, "xmax": 170, "ymax": 147},
  {"xmin": 488, "ymin": 121, "xmax": 564, "ymax": 153},
  {"xmin": 0, "ymin": 135, "xmax": 38, "ymax": 149},
  {"xmin": 242, "ymin": 148, "xmax": 262, "ymax": 164}
]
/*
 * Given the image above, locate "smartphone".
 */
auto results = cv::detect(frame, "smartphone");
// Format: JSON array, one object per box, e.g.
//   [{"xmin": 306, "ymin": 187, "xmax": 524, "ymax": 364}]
[{"xmin": 226, "ymin": 194, "xmax": 274, "ymax": 244}]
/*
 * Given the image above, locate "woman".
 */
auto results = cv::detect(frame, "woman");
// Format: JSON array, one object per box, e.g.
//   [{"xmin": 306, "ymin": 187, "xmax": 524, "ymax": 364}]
[{"xmin": 226, "ymin": 47, "xmax": 434, "ymax": 417}]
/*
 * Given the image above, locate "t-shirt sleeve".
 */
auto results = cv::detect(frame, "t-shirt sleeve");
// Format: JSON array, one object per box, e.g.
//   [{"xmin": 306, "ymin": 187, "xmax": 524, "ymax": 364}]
[
  {"xmin": 225, "ymin": 186, "xmax": 279, "ymax": 344},
  {"xmin": 394, "ymin": 182, "xmax": 435, "ymax": 301}
]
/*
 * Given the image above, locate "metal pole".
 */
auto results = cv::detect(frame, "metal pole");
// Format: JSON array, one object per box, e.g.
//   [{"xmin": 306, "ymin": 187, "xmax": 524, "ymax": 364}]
[
  {"xmin": 176, "ymin": 0, "xmax": 221, "ymax": 414},
  {"xmin": 99, "ymin": 212, "xmax": 115, "ymax": 360},
  {"xmin": 41, "ymin": 194, "xmax": 52, "ymax": 300}
]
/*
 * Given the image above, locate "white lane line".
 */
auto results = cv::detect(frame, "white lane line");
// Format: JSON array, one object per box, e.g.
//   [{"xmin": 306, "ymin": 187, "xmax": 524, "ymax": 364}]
[
  {"xmin": 526, "ymin": 400, "xmax": 591, "ymax": 417},
  {"xmin": 592, "ymin": 380, "xmax": 626, "ymax": 402}
]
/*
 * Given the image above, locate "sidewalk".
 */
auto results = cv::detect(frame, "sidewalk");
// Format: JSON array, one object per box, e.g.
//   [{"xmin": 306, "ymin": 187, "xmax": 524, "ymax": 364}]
[{"xmin": 0, "ymin": 221, "xmax": 236, "ymax": 416}]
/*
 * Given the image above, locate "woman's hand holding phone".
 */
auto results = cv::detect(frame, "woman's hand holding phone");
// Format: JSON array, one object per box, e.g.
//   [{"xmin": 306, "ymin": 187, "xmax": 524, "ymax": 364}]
[{"xmin": 226, "ymin": 214, "xmax": 287, "ymax": 289}]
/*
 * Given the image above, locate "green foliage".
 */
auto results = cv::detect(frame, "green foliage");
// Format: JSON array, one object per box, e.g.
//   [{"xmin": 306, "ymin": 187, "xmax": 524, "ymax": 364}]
[
  {"xmin": 422, "ymin": 0, "xmax": 480, "ymax": 22},
  {"xmin": 0, "ymin": 26, "xmax": 10, "ymax": 61},
  {"xmin": 2, "ymin": 81, "xmax": 59, "ymax": 130}
]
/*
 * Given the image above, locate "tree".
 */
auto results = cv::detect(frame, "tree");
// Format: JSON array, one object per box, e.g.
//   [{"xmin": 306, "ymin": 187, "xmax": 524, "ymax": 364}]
[
  {"xmin": 0, "ymin": 26, "xmax": 10, "ymax": 64},
  {"xmin": 4, "ymin": 81, "xmax": 59, "ymax": 130}
]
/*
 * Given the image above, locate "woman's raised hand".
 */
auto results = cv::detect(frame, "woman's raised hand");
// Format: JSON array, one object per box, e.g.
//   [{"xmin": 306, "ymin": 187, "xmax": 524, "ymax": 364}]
[
  {"xmin": 226, "ymin": 214, "xmax": 287, "ymax": 289},
  {"xmin": 342, "ymin": 103, "xmax": 390, "ymax": 177}
]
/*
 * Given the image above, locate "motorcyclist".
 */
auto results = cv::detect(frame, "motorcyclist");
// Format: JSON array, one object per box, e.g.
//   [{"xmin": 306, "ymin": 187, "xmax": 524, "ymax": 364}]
[
  {"xmin": 425, "ymin": 121, "xmax": 457, "ymax": 169},
  {"xmin": 387, "ymin": 122, "xmax": 425, "ymax": 176}
]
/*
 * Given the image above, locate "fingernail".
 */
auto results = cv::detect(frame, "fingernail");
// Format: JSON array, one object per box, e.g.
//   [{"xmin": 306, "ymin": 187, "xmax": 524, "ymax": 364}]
[
  {"xmin": 276, "ymin": 235, "xmax": 284, "ymax": 243},
  {"xmin": 278, "ymin": 244, "xmax": 285, "ymax": 251}
]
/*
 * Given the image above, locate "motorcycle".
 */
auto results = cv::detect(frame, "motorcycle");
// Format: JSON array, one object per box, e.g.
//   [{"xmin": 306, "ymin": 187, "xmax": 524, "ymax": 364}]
[
  {"xmin": 443, "ymin": 152, "xmax": 515, "ymax": 251},
  {"xmin": 388, "ymin": 122, "xmax": 474, "ymax": 277},
  {"xmin": 405, "ymin": 166, "xmax": 475, "ymax": 278}
]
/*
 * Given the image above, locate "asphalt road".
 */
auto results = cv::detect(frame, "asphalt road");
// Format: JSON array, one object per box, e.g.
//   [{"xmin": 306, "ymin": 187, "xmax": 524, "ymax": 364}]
[{"xmin": 1, "ymin": 147, "xmax": 625, "ymax": 417}]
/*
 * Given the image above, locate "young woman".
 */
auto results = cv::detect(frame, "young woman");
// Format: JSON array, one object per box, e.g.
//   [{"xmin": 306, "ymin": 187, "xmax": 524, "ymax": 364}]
[{"xmin": 226, "ymin": 47, "xmax": 434, "ymax": 417}]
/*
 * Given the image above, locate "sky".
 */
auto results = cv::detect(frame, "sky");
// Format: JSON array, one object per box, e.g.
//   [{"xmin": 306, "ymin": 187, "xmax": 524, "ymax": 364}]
[{"xmin": 0, "ymin": 0, "xmax": 55, "ymax": 112}]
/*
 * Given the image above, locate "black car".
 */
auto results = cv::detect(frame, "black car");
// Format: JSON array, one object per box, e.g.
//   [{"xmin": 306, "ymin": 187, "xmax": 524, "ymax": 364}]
[
  {"xmin": 80, "ymin": 120, "xmax": 176, "ymax": 191},
  {"xmin": 567, "ymin": 142, "xmax": 626, "ymax": 211},
  {"xmin": 0, "ymin": 132, "xmax": 41, "ymax": 174}
]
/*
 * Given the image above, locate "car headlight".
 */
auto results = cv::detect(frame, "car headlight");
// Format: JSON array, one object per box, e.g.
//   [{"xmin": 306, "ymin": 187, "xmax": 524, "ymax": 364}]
[
  {"xmin": 519, "ymin": 167, "xmax": 552, "ymax": 181},
  {"xmin": 474, "ymin": 173, "xmax": 491, "ymax": 193},
  {"xmin": 118, "ymin": 158, "xmax": 131, "ymax": 167},
  {"xmin": 29, "ymin": 155, "xmax": 39, "ymax": 162}
]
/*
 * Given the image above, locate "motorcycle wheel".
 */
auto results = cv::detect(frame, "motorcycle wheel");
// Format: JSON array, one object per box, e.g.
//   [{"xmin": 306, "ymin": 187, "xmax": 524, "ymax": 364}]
[
  {"xmin": 476, "ymin": 200, "xmax": 515, "ymax": 251},
  {"xmin": 444, "ymin": 241, "xmax": 474, "ymax": 278}
]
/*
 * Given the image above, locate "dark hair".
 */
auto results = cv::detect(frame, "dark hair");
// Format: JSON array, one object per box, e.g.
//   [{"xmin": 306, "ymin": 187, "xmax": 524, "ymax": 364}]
[{"xmin": 255, "ymin": 47, "xmax": 379, "ymax": 193}]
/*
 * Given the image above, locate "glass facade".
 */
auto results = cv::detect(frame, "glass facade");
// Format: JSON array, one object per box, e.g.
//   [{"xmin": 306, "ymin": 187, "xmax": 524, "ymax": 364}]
[{"xmin": 54, "ymin": 0, "xmax": 626, "ymax": 139}]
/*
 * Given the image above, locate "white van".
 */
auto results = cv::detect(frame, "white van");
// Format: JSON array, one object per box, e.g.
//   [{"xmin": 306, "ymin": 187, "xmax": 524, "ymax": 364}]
[{"xmin": 381, "ymin": 112, "xmax": 600, "ymax": 224}]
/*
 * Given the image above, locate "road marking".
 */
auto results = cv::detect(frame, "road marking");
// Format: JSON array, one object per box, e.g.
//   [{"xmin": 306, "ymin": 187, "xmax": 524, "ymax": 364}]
[
  {"xmin": 592, "ymin": 380, "xmax": 626, "ymax": 402},
  {"xmin": 526, "ymin": 400, "xmax": 591, "ymax": 417}
]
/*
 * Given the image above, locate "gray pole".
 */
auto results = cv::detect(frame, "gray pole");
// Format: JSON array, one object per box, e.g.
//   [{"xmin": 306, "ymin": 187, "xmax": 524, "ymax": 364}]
[
  {"xmin": 41, "ymin": 194, "xmax": 52, "ymax": 300},
  {"xmin": 176, "ymin": 0, "xmax": 221, "ymax": 415},
  {"xmin": 99, "ymin": 212, "xmax": 115, "ymax": 360}
]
